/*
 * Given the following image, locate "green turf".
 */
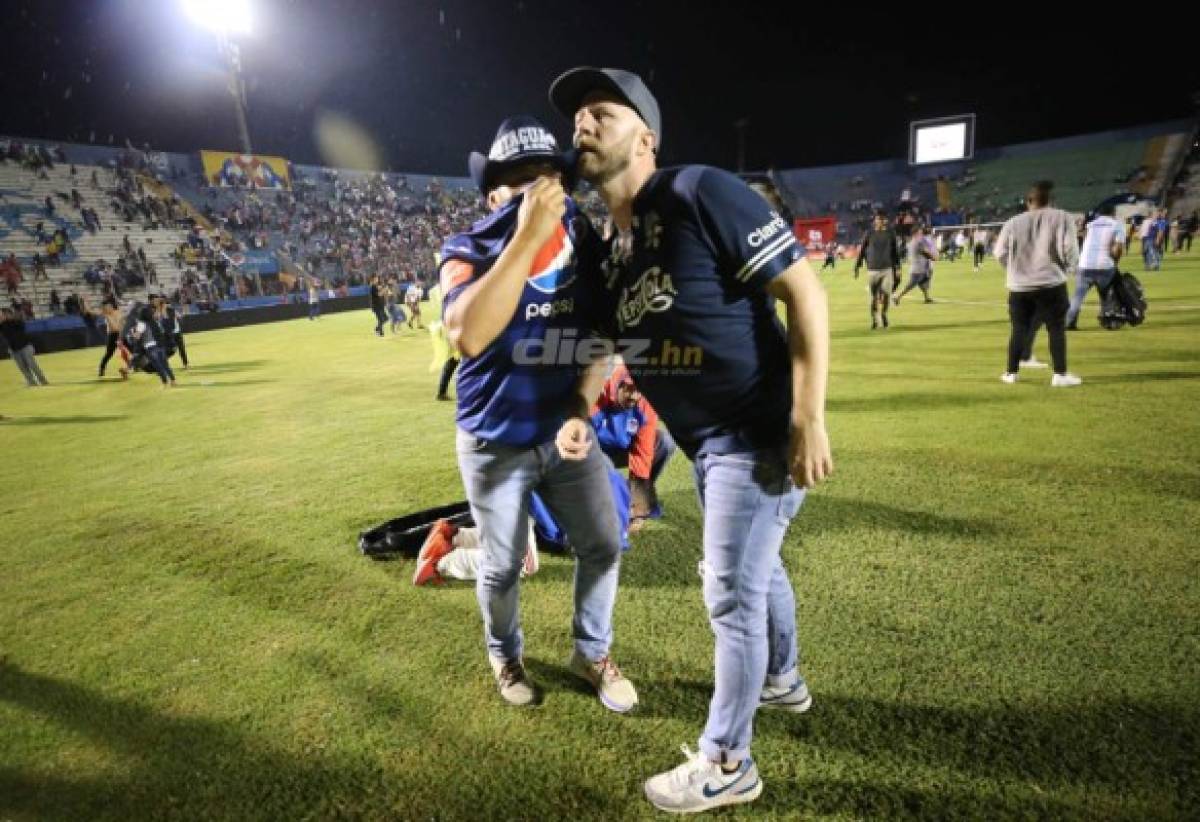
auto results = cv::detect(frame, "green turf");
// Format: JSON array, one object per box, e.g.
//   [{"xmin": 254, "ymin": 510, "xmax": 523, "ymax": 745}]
[{"xmin": 2, "ymin": 248, "xmax": 1199, "ymax": 821}]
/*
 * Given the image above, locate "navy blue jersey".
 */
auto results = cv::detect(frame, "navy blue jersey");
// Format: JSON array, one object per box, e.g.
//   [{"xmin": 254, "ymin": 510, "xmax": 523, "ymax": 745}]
[
  {"xmin": 600, "ymin": 166, "xmax": 803, "ymax": 458},
  {"xmin": 440, "ymin": 195, "xmax": 605, "ymax": 447}
]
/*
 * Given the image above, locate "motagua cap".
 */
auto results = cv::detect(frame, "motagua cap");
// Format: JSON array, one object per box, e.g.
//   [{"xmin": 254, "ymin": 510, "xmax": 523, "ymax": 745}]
[
  {"xmin": 549, "ymin": 66, "xmax": 662, "ymax": 151},
  {"xmin": 468, "ymin": 115, "xmax": 574, "ymax": 194}
]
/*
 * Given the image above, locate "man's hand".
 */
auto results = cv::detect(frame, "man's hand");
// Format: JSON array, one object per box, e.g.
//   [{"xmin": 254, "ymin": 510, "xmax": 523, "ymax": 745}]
[
  {"xmin": 787, "ymin": 418, "xmax": 833, "ymax": 489},
  {"xmin": 854, "ymin": 266, "xmax": 861, "ymax": 279},
  {"xmin": 556, "ymin": 416, "xmax": 593, "ymax": 461},
  {"xmin": 516, "ymin": 178, "xmax": 567, "ymax": 250}
]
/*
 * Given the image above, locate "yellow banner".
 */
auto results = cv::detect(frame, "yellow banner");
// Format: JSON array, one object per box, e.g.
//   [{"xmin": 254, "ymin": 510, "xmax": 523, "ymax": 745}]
[{"xmin": 200, "ymin": 150, "xmax": 291, "ymax": 189}]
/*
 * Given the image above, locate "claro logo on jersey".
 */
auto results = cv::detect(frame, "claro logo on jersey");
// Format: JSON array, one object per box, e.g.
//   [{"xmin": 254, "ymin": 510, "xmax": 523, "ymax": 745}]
[
  {"xmin": 746, "ymin": 212, "xmax": 788, "ymax": 248},
  {"xmin": 616, "ymin": 266, "xmax": 677, "ymax": 331}
]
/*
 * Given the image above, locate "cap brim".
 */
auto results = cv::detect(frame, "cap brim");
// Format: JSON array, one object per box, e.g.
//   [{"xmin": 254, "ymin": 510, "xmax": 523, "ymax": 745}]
[
  {"xmin": 549, "ymin": 67, "xmax": 629, "ymax": 120},
  {"xmin": 468, "ymin": 151, "xmax": 489, "ymax": 191},
  {"xmin": 468, "ymin": 149, "xmax": 576, "ymax": 194}
]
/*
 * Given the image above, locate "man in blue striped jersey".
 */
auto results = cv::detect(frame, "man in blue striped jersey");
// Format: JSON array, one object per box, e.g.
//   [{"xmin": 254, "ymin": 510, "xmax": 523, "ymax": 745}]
[{"xmin": 439, "ymin": 115, "xmax": 637, "ymax": 713}]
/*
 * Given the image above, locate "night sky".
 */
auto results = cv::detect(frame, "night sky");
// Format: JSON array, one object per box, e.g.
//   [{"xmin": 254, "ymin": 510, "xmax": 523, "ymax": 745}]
[{"xmin": 2, "ymin": 0, "xmax": 1197, "ymax": 175}]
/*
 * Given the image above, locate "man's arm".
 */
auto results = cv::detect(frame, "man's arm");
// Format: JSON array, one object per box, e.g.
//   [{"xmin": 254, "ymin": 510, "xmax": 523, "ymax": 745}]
[
  {"xmin": 442, "ymin": 179, "xmax": 565, "ymax": 358},
  {"xmin": 765, "ymin": 257, "xmax": 833, "ymax": 489},
  {"xmin": 854, "ymin": 232, "xmax": 869, "ymax": 276},
  {"xmin": 1060, "ymin": 216, "xmax": 1080, "ymax": 273},
  {"xmin": 556, "ymin": 353, "xmax": 612, "ymax": 460},
  {"xmin": 626, "ymin": 398, "xmax": 659, "ymax": 481},
  {"xmin": 1110, "ymin": 228, "xmax": 1125, "ymax": 264},
  {"xmin": 993, "ymin": 222, "xmax": 1011, "ymax": 267}
]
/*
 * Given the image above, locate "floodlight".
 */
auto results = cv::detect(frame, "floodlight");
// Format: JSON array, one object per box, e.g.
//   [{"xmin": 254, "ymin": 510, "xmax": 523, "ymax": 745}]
[{"xmin": 182, "ymin": 0, "xmax": 252, "ymax": 36}]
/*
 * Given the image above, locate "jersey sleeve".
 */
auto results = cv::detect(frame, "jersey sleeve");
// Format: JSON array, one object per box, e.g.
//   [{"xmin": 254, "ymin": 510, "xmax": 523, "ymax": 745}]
[
  {"xmin": 693, "ymin": 167, "xmax": 803, "ymax": 289},
  {"xmin": 626, "ymin": 399, "xmax": 658, "ymax": 480},
  {"xmin": 437, "ymin": 234, "xmax": 481, "ymax": 312}
]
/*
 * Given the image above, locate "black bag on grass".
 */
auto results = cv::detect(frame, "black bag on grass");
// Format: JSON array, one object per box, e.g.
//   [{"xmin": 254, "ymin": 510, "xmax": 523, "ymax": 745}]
[{"xmin": 358, "ymin": 501, "xmax": 473, "ymax": 558}]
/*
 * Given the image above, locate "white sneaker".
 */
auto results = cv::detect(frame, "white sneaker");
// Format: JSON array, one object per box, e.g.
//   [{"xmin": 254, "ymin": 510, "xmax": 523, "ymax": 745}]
[
  {"xmin": 1019, "ymin": 357, "xmax": 1049, "ymax": 369},
  {"xmin": 644, "ymin": 746, "xmax": 762, "ymax": 813},
  {"xmin": 569, "ymin": 650, "xmax": 638, "ymax": 713},
  {"xmin": 1000, "ymin": 373, "xmax": 1018, "ymax": 384},
  {"xmin": 489, "ymin": 656, "xmax": 538, "ymax": 706},
  {"xmin": 759, "ymin": 676, "xmax": 813, "ymax": 713},
  {"xmin": 1051, "ymin": 373, "xmax": 1082, "ymax": 388}
]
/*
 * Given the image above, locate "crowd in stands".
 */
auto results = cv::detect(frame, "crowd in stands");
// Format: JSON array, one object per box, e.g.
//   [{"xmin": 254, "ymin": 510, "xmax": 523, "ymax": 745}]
[
  {"xmin": 0, "ymin": 139, "xmax": 67, "ymax": 174},
  {"xmin": 193, "ymin": 170, "xmax": 488, "ymax": 293}
]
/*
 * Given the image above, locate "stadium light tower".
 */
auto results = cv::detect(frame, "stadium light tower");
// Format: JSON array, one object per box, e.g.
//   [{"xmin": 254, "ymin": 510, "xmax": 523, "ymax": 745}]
[{"xmin": 182, "ymin": 0, "xmax": 254, "ymax": 154}]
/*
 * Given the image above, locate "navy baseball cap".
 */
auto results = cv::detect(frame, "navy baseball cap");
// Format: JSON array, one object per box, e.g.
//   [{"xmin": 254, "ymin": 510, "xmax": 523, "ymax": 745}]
[
  {"xmin": 549, "ymin": 67, "xmax": 662, "ymax": 151},
  {"xmin": 468, "ymin": 115, "xmax": 573, "ymax": 194}
]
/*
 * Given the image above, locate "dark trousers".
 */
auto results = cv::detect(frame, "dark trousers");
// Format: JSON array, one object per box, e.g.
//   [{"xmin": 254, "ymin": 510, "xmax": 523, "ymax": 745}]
[
  {"xmin": 603, "ymin": 428, "xmax": 677, "ymax": 485},
  {"xmin": 147, "ymin": 347, "xmax": 175, "ymax": 384},
  {"xmin": 1007, "ymin": 284, "xmax": 1068, "ymax": 374},
  {"xmin": 974, "ymin": 245, "xmax": 986, "ymax": 267},
  {"xmin": 372, "ymin": 307, "xmax": 386, "ymax": 335},
  {"xmin": 438, "ymin": 357, "xmax": 459, "ymax": 399},
  {"xmin": 99, "ymin": 332, "xmax": 120, "ymax": 375},
  {"xmin": 174, "ymin": 334, "xmax": 188, "ymax": 367}
]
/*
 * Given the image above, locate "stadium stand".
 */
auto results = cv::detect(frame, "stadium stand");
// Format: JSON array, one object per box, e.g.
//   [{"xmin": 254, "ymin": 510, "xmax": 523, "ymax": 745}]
[
  {"xmin": 0, "ymin": 146, "xmax": 189, "ymax": 319},
  {"xmin": 773, "ymin": 119, "xmax": 1194, "ymax": 241},
  {"xmin": 2, "ymin": 118, "xmax": 1194, "ymax": 322}
]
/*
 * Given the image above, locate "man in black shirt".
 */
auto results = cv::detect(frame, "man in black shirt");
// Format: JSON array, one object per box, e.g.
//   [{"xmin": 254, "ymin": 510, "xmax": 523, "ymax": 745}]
[
  {"xmin": 1, "ymin": 307, "xmax": 49, "ymax": 386},
  {"xmin": 368, "ymin": 275, "xmax": 387, "ymax": 337},
  {"xmin": 854, "ymin": 212, "xmax": 901, "ymax": 329}
]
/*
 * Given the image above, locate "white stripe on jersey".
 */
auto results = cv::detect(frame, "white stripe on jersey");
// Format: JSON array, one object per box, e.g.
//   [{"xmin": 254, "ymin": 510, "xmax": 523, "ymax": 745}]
[{"xmin": 735, "ymin": 232, "xmax": 796, "ymax": 282}]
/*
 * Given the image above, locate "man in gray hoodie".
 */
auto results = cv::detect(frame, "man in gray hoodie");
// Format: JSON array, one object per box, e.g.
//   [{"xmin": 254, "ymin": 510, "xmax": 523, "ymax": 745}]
[{"xmin": 993, "ymin": 180, "xmax": 1081, "ymax": 387}]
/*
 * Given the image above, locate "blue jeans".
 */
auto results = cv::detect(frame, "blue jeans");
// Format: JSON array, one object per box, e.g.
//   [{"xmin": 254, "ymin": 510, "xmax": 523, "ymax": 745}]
[
  {"xmin": 147, "ymin": 346, "xmax": 175, "ymax": 384},
  {"xmin": 693, "ymin": 448, "xmax": 805, "ymax": 762},
  {"xmin": 456, "ymin": 429, "xmax": 623, "ymax": 662},
  {"xmin": 1143, "ymin": 240, "xmax": 1160, "ymax": 270},
  {"xmin": 1066, "ymin": 267, "xmax": 1114, "ymax": 327},
  {"xmin": 602, "ymin": 427, "xmax": 677, "ymax": 485}
]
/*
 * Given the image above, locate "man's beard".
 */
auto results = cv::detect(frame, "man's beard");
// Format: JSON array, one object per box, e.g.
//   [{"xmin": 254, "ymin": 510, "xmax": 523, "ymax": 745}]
[{"xmin": 577, "ymin": 137, "xmax": 632, "ymax": 187}]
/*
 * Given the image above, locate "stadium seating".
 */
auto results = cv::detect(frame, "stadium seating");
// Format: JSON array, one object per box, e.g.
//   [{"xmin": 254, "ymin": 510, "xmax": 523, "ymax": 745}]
[
  {"xmin": 0, "ymin": 159, "xmax": 188, "ymax": 317},
  {"xmin": 3, "ymin": 119, "xmax": 1194, "ymax": 319},
  {"xmin": 775, "ymin": 120, "xmax": 1194, "ymax": 234}
]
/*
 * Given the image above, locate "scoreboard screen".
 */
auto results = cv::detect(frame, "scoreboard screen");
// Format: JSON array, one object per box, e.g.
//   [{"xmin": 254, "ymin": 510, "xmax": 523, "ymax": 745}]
[{"xmin": 910, "ymin": 115, "xmax": 975, "ymax": 165}]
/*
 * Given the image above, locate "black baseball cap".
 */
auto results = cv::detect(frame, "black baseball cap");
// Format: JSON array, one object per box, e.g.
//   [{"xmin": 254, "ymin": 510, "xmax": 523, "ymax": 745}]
[
  {"xmin": 549, "ymin": 67, "xmax": 662, "ymax": 151},
  {"xmin": 468, "ymin": 115, "xmax": 574, "ymax": 194}
]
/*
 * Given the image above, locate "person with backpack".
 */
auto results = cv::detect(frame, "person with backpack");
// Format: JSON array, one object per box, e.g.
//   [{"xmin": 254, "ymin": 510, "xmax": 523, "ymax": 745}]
[{"xmin": 1067, "ymin": 203, "xmax": 1126, "ymax": 330}]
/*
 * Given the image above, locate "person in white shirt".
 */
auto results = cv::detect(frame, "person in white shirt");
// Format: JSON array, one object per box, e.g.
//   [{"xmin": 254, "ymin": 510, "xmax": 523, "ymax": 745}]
[
  {"xmin": 404, "ymin": 281, "xmax": 425, "ymax": 329},
  {"xmin": 1138, "ymin": 214, "xmax": 1155, "ymax": 269},
  {"xmin": 1066, "ymin": 203, "xmax": 1126, "ymax": 330}
]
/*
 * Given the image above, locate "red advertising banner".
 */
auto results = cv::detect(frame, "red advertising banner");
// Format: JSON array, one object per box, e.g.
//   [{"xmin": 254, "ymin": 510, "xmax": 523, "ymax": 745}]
[{"xmin": 794, "ymin": 217, "xmax": 837, "ymax": 255}]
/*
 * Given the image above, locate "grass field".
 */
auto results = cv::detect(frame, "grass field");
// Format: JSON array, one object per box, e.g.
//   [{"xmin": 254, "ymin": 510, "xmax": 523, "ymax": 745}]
[{"xmin": 2, "ymin": 247, "xmax": 1199, "ymax": 821}]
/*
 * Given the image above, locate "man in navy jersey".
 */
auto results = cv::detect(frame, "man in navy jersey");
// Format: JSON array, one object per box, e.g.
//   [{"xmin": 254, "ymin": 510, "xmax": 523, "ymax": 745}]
[
  {"xmin": 439, "ymin": 115, "xmax": 637, "ymax": 713},
  {"xmin": 550, "ymin": 68, "xmax": 833, "ymax": 813}
]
